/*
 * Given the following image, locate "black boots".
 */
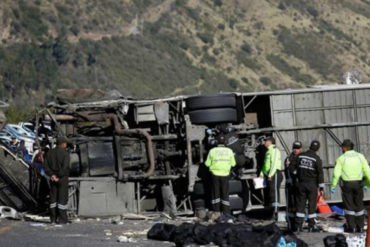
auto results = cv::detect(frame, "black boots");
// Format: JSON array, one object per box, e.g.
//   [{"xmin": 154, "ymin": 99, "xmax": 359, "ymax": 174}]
[
  {"xmin": 308, "ymin": 225, "xmax": 321, "ymax": 233},
  {"xmin": 50, "ymin": 208, "xmax": 57, "ymax": 224}
]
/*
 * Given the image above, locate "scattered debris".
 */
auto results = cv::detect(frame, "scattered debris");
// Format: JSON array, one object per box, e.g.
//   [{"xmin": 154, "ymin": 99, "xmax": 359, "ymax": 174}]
[
  {"xmin": 0, "ymin": 206, "xmax": 21, "ymax": 220},
  {"xmin": 122, "ymin": 230, "xmax": 148, "ymax": 237},
  {"xmin": 117, "ymin": 235, "xmax": 136, "ymax": 243},
  {"xmin": 346, "ymin": 234, "xmax": 366, "ymax": 247},
  {"xmin": 24, "ymin": 214, "xmax": 50, "ymax": 223},
  {"xmin": 122, "ymin": 213, "xmax": 153, "ymax": 220},
  {"xmin": 30, "ymin": 223, "xmax": 46, "ymax": 227},
  {"xmin": 326, "ymin": 226, "xmax": 344, "ymax": 233},
  {"xmin": 104, "ymin": 229, "xmax": 112, "ymax": 236},
  {"xmin": 110, "ymin": 216, "xmax": 124, "ymax": 225}
]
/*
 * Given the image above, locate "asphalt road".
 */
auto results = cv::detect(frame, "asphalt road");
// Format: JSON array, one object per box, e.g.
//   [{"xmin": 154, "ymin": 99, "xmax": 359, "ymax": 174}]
[
  {"xmin": 0, "ymin": 216, "xmax": 356, "ymax": 247},
  {"xmin": 0, "ymin": 217, "xmax": 172, "ymax": 247}
]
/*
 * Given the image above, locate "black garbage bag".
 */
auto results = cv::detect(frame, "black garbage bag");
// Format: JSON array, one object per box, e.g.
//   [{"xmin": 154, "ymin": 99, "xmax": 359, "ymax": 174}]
[
  {"xmin": 193, "ymin": 223, "xmax": 212, "ymax": 245},
  {"xmin": 285, "ymin": 234, "xmax": 309, "ymax": 247},
  {"xmin": 172, "ymin": 223, "xmax": 197, "ymax": 247},
  {"xmin": 148, "ymin": 222, "xmax": 308, "ymax": 247},
  {"xmin": 252, "ymin": 223, "xmax": 282, "ymax": 247},
  {"xmin": 147, "ymin": 223, "xmax": 177, "ymax": 241},
  {"xmin": 323, "ymin": 234, "xmax": 348, "ymax": 247}
]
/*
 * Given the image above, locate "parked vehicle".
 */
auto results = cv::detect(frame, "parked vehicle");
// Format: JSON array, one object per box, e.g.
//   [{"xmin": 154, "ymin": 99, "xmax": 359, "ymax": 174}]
[
  {"xmin": 4, "ymin": 125, "xmax": 35, "ymax": 154},
  {"xmin": 0, "ymin": 130, "xmax": 13, "ymax": 145},
  {"xmin": 7, "ymin": 124, "xmax": 36, "ymax": 139},
  {"xmin": 18, "ymin": 122, "xmax": 36, "ymax": 133}
]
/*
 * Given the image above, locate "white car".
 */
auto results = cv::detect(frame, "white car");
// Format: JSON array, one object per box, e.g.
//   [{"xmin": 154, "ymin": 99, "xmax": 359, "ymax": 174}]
[
  {"xmin": 3, "ymin": 126, "xmax": 35, "ymax": 154},
  {"xmin": 18, "ymin": 122, "xmax": 35, "ymax": 133},
  {"xmin": 7, "ymin": 124, "xmax": 36, "ymax": 139}
]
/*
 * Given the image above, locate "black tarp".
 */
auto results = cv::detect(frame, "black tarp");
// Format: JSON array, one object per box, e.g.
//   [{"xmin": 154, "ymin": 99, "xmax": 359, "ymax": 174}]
[{"xmin": 148, "ymin": 222, "xmax": 308, "ymax": 247}]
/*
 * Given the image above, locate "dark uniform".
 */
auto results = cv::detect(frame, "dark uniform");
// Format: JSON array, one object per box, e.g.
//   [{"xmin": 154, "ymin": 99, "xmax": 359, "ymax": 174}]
[
  {"xmin": 44, "ymin": 138, "xmax": 70, "ymax": 224},
  {"xmin": 294, "ymin": 141, "xmax": 324, "ymax": 232},
  {"xmin": 284, "ymin": 141, "xmax": 302, "ymax": 230},
  {"xmin": 331, "ymin": 139, "xmax": 370, "ymax": 232}
]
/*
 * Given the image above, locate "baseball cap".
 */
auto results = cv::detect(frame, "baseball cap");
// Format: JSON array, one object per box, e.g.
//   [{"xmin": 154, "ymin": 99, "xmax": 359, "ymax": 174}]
[
  {"xmin": 341, "ymin": 139, "xmax": 354, "ymax": 148},
  {"xmin": 309, "ymin": 140, "xmax": 320, "ymax": 151},
  {"xmin": 292, "ymin": 141, "xmax": 302, "ymax": 149}
]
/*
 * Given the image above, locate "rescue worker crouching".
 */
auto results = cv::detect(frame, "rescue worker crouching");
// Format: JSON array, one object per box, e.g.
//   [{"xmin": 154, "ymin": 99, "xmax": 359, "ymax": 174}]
[
  {"xmin": 285, "ymin": 141, "xmax": 302, "ymax": 230},
  {"xmin": 44, "ymin": 137, "xmax": 70, "ymax": 224},
  {"xmin": 260, "ymin": 136, "xmax": 283, "ymax": 220},
  {"xmin": 331, "ymin": 139, "xmax": 370, "ymax": 233},
  {"xmin": 294, "ymin": 140, "xmax": 324, "ymax": 233},
  {"xmin": 205, "ymin": 134, "xmax": 236, "ymax": 221}
]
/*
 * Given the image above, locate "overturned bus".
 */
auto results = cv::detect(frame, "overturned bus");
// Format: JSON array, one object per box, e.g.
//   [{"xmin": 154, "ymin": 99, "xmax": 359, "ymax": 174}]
[{"xmin": 2, "ymin": 84, "xmax": 370, "ymax": 217}]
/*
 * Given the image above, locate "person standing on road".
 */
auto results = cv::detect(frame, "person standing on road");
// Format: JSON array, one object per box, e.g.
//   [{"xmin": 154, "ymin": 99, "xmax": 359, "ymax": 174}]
[
  {"xmin": 331, "ymin": 139, "xmax": 370, "ymax": 233},
  {"xmin": 284, "ymin": 141, "xmax": 302, "ymax": 230},
  {"xmin": 44, "ymin": 137, "xmax": 70, "ymax": 224},
  {"xmin": 205, "ymin": 134, "xmax": 236, "ymax": 219},
  {"xmin": 294, "ymin": 140, "xmax": 324, "ymax": 233},
  {"xmin": 260, "ymin": 136, "xmax": 283, "ymax": 219}
]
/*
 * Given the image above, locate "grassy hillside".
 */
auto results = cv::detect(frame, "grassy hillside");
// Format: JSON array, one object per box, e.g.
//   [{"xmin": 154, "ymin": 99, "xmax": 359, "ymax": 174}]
[{"xmin": 0, "ymin": 0, "xmax": 369, "ymax": 105}]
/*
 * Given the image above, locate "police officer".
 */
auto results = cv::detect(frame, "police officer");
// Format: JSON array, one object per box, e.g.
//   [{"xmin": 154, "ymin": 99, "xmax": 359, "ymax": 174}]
[
  {"xmin": 331, "ymin": 139, "xmax": 370, "ymax": 233},
  {"xmin": 205, "ymin": 134, "xmax": 236, "ymax": 218},
  {"xmin": 260, "ymin": 136, "xmax": 283, "ymax": 218},
  {"xmin": 285, "ymin": 141, "xmax": 302, "ymax": 230},
  {"xmin": 294, "ymin": 140, "xmax": 324, "ymax": 232},
  {"xmin": 44, "ymin": 137, "xmax": 70, "ymax": 224}
]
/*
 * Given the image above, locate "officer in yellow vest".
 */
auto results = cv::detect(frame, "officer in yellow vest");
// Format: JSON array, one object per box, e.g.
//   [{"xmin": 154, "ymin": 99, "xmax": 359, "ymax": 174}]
[
  {"xmin": 205, "ymin": 134, "xmax": 236, "ymax": 216},
  {"xmin": 260, "ymin": 136, "xmax": 283, "ymax": 217},
  {"xmin": 331, "ymin": 139, "xmax": 370, "ymax": 233}
]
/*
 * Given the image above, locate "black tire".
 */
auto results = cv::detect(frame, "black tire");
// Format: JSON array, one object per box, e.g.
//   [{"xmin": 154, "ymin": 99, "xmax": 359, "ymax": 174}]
[
  {"xmin": 193, "ymin": 198, "xmax": 206, "ymax": 209},
  {"xmin": 186, "ymin": 94, "xmax": 236, "ymax": 111},
  {"xmin": 229, "ymin": 180, "xmax": 242, "ymax": 194},
  {"xmin": 229, "ymin": 195, "xmax": 244, "ymax": 211},
  {"xmin": 189, "ymin": 108, "xmax": 238, "ymax": 124},
  {"xmin": 193, "ymin": 182, "xmax": 205, "ymax": 196}
]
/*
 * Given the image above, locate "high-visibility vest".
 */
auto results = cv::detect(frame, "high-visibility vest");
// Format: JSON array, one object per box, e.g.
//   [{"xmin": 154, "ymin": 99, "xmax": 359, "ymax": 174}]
[
  {"xmin": 261, "ymin": 145, "xmax": 282, "ymax": 178},
  {"xmin": 205, "ymin": 146, "xmax": 236, "ymax": 176},
  {"xmin": 332, "ymin": 150, "xmax": 370, "ymax": 187}
]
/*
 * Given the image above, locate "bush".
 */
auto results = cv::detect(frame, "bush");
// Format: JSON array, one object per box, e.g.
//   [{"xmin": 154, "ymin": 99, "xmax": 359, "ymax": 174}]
[
  {"xmin": 214, "ymin": 0, "xmax": 223, "ymax": 7},
  {"xmin": 236, "ymin": 53, "xmax": 260, "ymax": 70},
  {"xmin": 228, "ymin": 79, "xmax": 238, "ymax": 89},
  {"xmin": 70, "ymin": 25, "xmax": 80, "ymax": 36},
  {"xmin": 241, "ymin": 43, "xmax": 252, "ymax": 54},
  {"xmin": 278, "ymin": 2, "xmax": 286, "ymax": 10},
  {"xmin": 197, "ymin": 32, "xmax": 213, "ymax": 44},
  {"xmin": 307, "ymin": 6, "xmax": 319, "ymax": 18},
  {"xmin": 241, "ymin": 77, "xmax": 249, "ymax": 83},
  {"xmin": 277, "ymin": 27, "xmax": 340, "ymax": 77},
  {"xmin": 201, "ymin": 54, "xmax": 216, "ymax": 64},
  {"xmin": 187, "ymin": 7, "xmax": 201, "ymax": 21},
  {"xmin": 260, "ymin": 77, "xmax": 272, "ymax": 86},
  {"xmin": 175, "ymin": 0, "xmax": 189, "ymax": 7},
  {"xmin": 217, "ymin": 23, "xmax": 225, "ymax": 30},
  {"xmin": 52, "ymin": 39, "xmax": 70, "ymax": 65},
  {"xmin": 267, "ymin": 54, "xmax": 315, "ymax": 85}
]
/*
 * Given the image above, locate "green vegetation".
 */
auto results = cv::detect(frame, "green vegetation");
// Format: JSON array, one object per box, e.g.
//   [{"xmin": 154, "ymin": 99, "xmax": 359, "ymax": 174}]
[
  {"xmin": 267, "ymin": 54, "xmax": 315, "ymax": 85},
  {"xmin": 0, "ymin": 0, "xmax": 368, "ymax": 105},
  {"xmin": 277, "ymin": 27, "xmax": 341, "ymax": 78},
  {"xmin": 5, "ymin": 105, "xmax": 36, "ymax": 123}
]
